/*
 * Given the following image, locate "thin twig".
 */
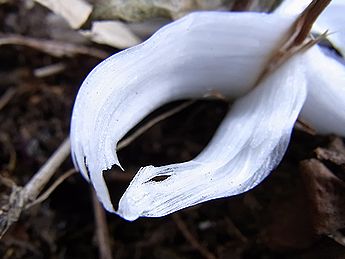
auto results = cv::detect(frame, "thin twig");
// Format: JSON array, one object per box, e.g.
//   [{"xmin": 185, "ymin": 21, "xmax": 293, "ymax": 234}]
[
  {"xmin": 22, "ymin": 138, "xmax": 71, "ymax": 203},
  {"xmin": 0, "ymin": 87, "xmax": 16, "ymax": 111},
  {"xmin": 117, "ymin": 100, "xmax": 195, "ymax": 150},
  {"xmin": 25, "ymin": 169, "xmax": 76, "ymax": 209},
  {"xmin": 256, "ymin": 0, "xmax": 331, "ymax": 85},
  {"xmin": 33, "ymin": 63, "xmax": 66, "ymax": 78},
  {"xmin": 0, "ymin": 175, "xmax": 17, "ymax": 189},
  {"xmin": 92, "ymin": 189, "xmax": 113, "ymax": 259},
  {"xmin": 172, "ymin": 214, "xmax": 216, "ymax": 259},
  {"xmin": 295, "ymin": 118, "xmax": 316, "ymax": 135},
  {"xmin": 0, "ymin": 33, "xmax": 108, "ymax": 59}
]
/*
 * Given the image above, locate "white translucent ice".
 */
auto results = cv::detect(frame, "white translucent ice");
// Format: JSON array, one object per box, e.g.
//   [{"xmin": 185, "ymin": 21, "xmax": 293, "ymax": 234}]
[
  {"xmin": 300, "ymin": 46, "xmax": 345, "ymax": 135},
  {"xmin": 118, "ymin": 56, "xmax": 307, "ymax": 220},
  {"xmin": 277, "ymin": 0, "xmax": 345, "ymax": 134},
  {"xmin": 71, "ymin": 12, "xmax": 296, "ymax": 212},
  {"xmin": 70, "ymin": 8, "xmax": 345, "ymax": 220}
]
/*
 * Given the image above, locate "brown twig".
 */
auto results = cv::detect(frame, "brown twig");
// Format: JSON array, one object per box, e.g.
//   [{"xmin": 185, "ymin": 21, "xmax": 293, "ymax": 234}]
[
  {"xmin": 172, "ymin": 214, "xmax": 216, "ymax": 259},
  {"xmin": 117, "ymin": 100, "xmax": 195, "ymax": 150},
  {"xmin": 92, "ymin": 189, "xmax": 113, "ymax": 259},
  {"xmin": 25, "ymin": 168, "xmax": 76, "ymax": 209},
  {"xmin": 295, "ymin": 118, "xmax": 317, "ymax": 135},
  {"xmin": 22, "ymin": 138, "xmax": 71, "ymax": 203},
  {"xmin": 0, "ymin": 87, "xmax": 16, "ymax": 111},
  {"xmin": 0, "ymin": 33, "xmax": 108, "ymax": 59},
  {"xmin": 33, "ymin": 63, "xmax": 66, "ymax": 78},
  {"xmin": 256, "ymin": 0, "xmax": 331, "ymax": 85}
]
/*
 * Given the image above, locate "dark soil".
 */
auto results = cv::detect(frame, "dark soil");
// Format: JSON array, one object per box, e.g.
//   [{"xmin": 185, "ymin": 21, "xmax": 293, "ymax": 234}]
[{"xmin": 1, "ymin": 2, "xmax": 345, "ymax": 259}]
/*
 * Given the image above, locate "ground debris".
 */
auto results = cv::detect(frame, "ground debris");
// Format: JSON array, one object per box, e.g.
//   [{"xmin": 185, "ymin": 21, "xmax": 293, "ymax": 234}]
[
  {"xmin": 300, "ymin": 159, "xmax": 345, "ymax": 235},
  {"xmin": 315, "ymin": 137, "xmax": 345, "ymax": 166},
  {"xmin": 260, "ymin": 193, "xmax": 316, "ymax": 251}
]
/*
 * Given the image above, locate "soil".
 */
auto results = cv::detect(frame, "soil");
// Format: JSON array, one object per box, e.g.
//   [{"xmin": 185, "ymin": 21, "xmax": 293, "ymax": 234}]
[{"xmin": 0, "ymin": 1, "xmax": 345, "ymax": 259}]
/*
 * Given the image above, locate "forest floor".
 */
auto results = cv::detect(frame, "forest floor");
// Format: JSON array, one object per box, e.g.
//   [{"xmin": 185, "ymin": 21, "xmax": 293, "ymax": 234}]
[{"xmin": 0, "ymin": 1, "xmax": 345, "ymax": 259}]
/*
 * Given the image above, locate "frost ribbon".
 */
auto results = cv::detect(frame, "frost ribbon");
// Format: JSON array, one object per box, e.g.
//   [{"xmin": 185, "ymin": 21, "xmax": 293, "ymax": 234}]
[{"xmin": 71, "ymin": 2, "xmax": 345, "ymax": 220}]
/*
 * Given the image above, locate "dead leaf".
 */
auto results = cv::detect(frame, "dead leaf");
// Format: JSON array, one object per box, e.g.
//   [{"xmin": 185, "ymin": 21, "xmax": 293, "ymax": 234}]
[
  {"xmin": 80, "ymin": 21, "xmax": 141, "ymax": 49},
  {"xmin": 0, "ymin": 33, "xmax": 108, "ymax": 59},
  {"xmin": 34, "ymin": 0, "xmax": 92, "ymax": 29},
  {"xmin": 315, "ymin": 137, "xmax": 345, "ymax": 166},
  {"xmin": 300, "ymin": 159, "xmax": 345, "ymax": 235}
]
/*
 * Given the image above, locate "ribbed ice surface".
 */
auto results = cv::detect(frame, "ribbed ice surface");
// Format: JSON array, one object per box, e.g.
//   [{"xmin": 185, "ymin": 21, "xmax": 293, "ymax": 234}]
[
  {"xmin": 70, "ymin": 5, "xmax": 345, "ymax": 220},
  {"xmin": 70, "ymin": 11, "xmax": 295, "ymax": 212}
]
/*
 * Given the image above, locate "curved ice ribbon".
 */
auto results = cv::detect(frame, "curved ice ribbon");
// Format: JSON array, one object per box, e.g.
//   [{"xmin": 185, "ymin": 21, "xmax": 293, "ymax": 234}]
[{"xmin": 71, "ymin": 7, "xmax": 345, "ymax": 220}]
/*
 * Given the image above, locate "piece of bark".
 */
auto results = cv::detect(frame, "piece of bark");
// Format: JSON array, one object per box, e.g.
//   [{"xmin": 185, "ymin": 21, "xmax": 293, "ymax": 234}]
[{"xmin": 300, "ymin": 159, "xmax": 345, "ymax": 235}]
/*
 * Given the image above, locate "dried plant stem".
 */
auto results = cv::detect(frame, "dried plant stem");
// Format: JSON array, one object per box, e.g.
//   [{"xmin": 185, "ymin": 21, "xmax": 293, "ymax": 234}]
[
  {"xmin": 25, "ymin": 168, "xmax": 76, "ymax": 209},
  {"xmin": 172, "ymin": 214, "xmax": 216, "ymax": 259},
  {"xmin": 92, "ymin": 189, "xmax": 113, "ymax": 259},
  {"xmin": 0, "ymin": 33, "xmax": 108, "ymax": 59},
  {"xmin": 117, "ymin": 100, "xmax": 195, "ymax": 150},
  {"xmin": 22, "ymin": 138, "xmax": 71, "ymax": 203},
  {"xmin": 256, "ymin": 0, "xmax": 331, "ymax": 84},
  {"xmin": 33, "ymin": 62, "xmax": 66, "ymax": 78},
  {"xmin": 0, "ymin": 87, "xmax": 16, "ymax": 111}
]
